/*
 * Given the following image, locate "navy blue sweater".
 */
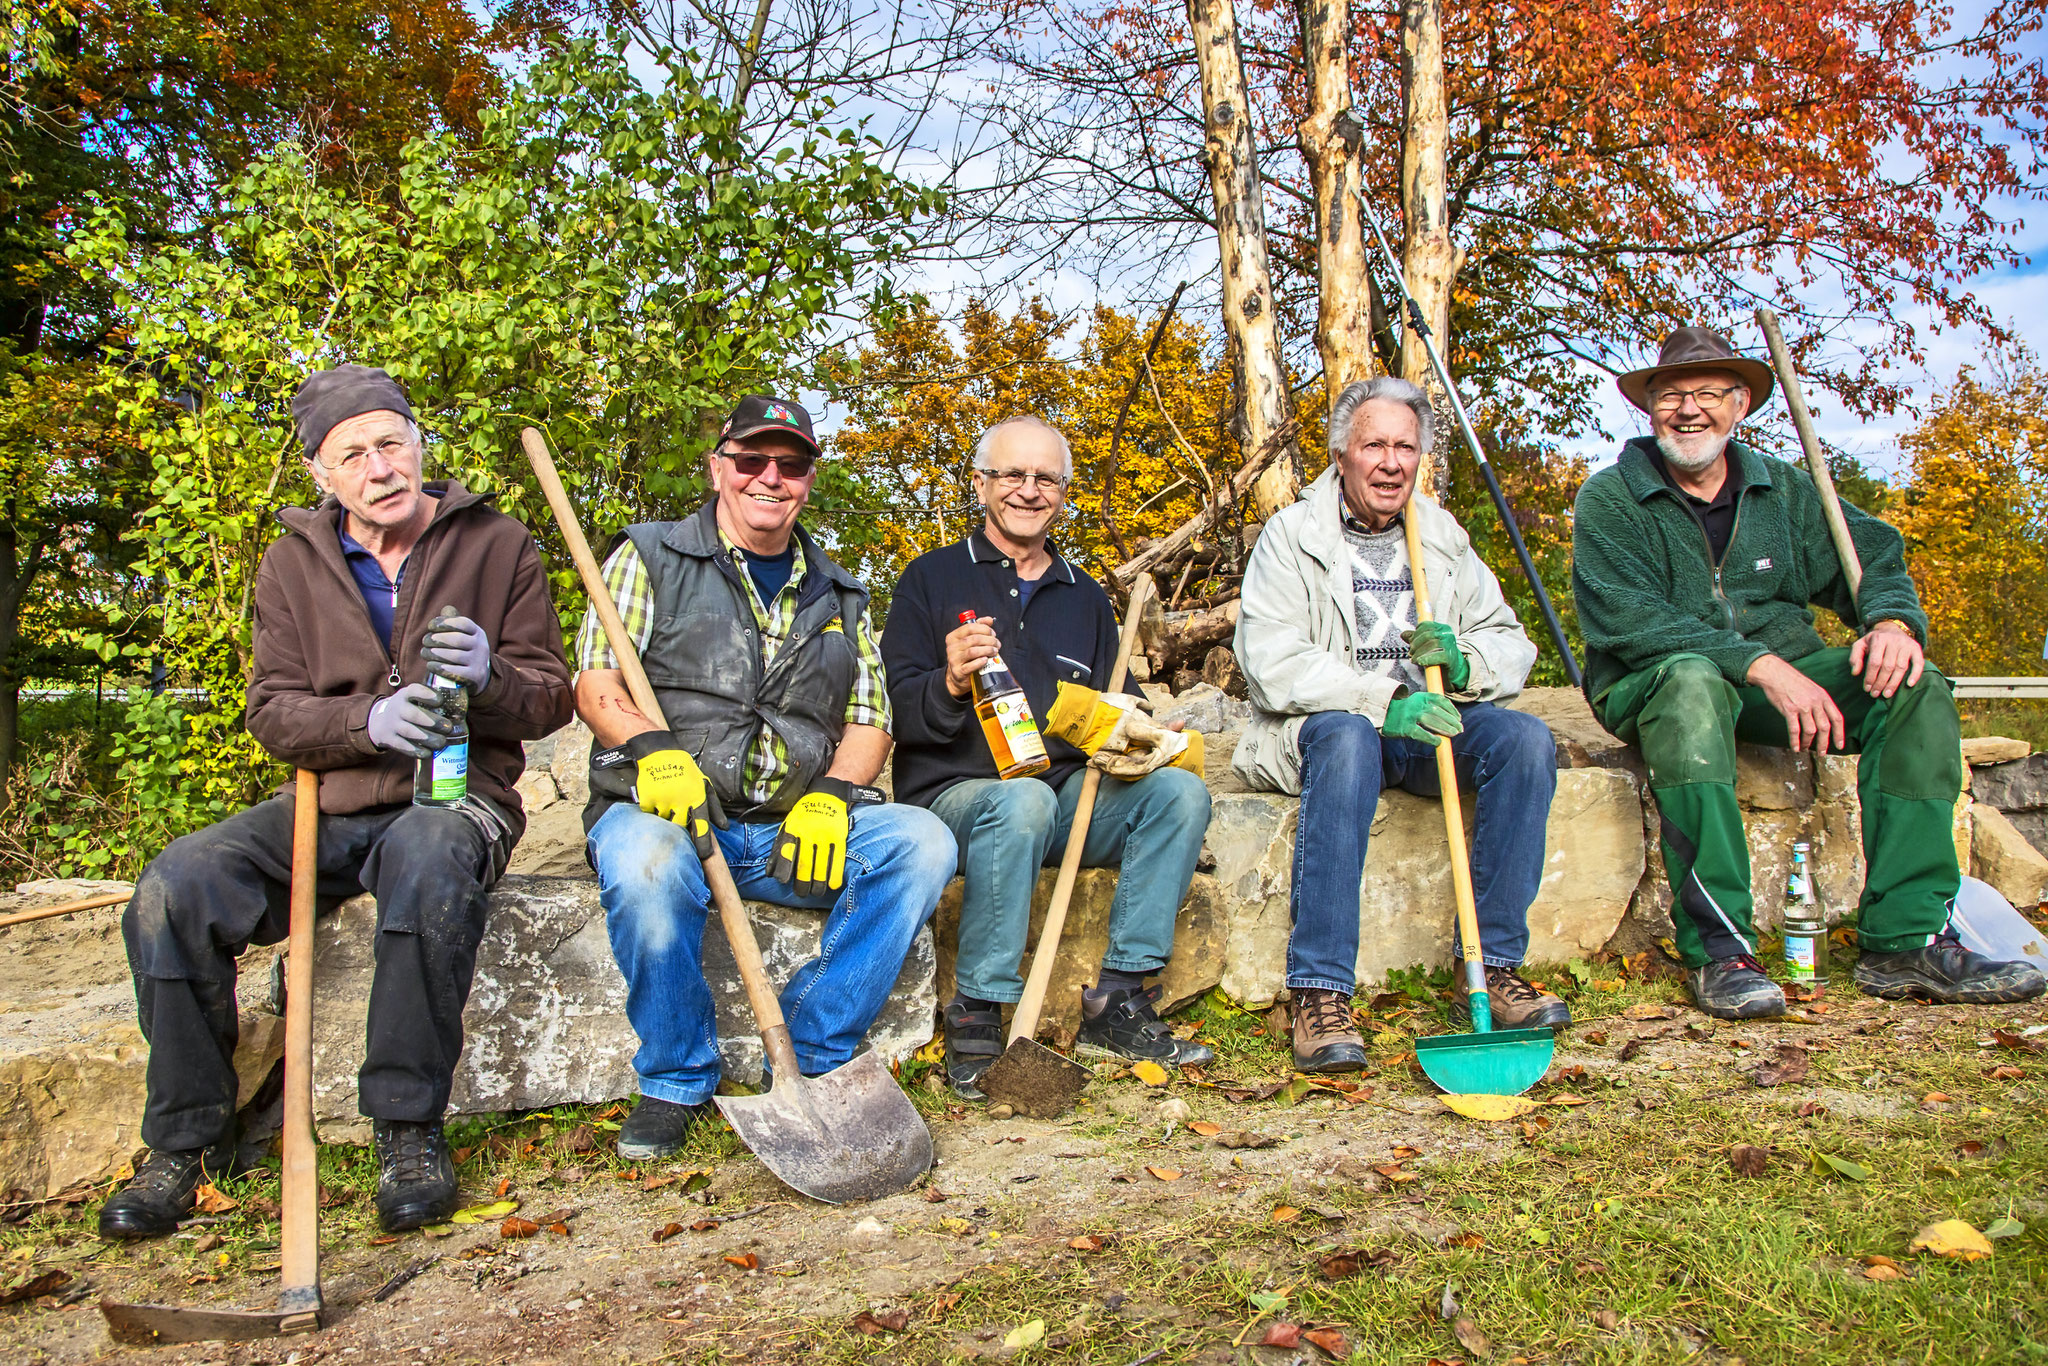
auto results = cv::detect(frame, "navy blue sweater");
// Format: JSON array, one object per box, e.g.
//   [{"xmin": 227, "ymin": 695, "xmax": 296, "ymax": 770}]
[{"xmin": 881, "ymin": 530, "xmax": 1118, "ymax": 808}]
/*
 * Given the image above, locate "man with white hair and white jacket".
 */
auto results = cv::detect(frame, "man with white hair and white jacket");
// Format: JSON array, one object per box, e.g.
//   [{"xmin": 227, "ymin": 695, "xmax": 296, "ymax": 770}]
[{"xmin": 1233, "ymin": 376, "xmax": 1569, "ymax": 1073}]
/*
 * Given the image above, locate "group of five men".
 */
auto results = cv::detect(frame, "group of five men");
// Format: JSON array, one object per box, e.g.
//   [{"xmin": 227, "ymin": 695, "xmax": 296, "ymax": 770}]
[{"xmin": 99, "ymin": 332, "xmax": 2044, "ymax": 1238}]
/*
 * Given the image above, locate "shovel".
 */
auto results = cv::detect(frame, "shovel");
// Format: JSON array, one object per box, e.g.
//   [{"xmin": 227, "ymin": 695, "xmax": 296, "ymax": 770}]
[
  {"xmin": 978, "ymin": 575, "xmax": 1156, "ymax": 1120},
  {"xmin": 521, "ymin": 427, "xmax": 930, "ymax": 1204},
  {"xmin": 1401, "ymin": 509, "xmax": 1557, "ymax": 1098},
  {"xmin": 101, "ymin": 769, "xmax": 325, "ymax": 1344}
]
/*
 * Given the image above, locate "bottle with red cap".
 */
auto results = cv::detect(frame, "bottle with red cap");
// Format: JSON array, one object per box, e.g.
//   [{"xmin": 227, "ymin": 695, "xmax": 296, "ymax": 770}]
[{"xmin": 959, "ymin": 611, "xmax": 1049, "ymax": 778}]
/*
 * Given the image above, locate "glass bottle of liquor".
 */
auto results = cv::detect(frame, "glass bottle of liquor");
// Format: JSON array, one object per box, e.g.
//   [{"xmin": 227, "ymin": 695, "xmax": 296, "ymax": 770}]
[{"xmin": 960, "ymin": 611, "xmax": 1049, "ymax": 779}]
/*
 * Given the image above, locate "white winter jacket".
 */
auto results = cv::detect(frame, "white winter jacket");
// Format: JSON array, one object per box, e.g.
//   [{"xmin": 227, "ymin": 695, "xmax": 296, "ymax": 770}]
[{"xmin": 1230, "ymin": 464, "xmax": 1537, "ymax": 795}]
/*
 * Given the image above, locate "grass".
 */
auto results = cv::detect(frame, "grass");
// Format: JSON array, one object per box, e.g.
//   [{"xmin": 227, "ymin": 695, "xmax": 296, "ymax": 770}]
[{"xmin": 1957, "ymin": 698, "xmax": 2048, "ymax": 751}]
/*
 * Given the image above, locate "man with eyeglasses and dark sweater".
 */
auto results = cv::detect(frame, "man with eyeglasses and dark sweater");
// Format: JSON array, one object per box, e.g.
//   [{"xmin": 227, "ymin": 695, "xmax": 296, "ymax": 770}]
[{"xmin": 880, "ymin": 415, "xmax": 1215, "ymax": 1100}]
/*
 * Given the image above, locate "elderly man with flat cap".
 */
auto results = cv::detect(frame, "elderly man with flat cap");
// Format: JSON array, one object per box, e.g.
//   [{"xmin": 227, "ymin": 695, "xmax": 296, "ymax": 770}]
[
  {"xmin": 101, "ymin": 365, "xmax": 574, "ymax": 1240},
  {"xmin": 1572, "ymin": 327, "xmax": 2045, "ymax": 1018}
]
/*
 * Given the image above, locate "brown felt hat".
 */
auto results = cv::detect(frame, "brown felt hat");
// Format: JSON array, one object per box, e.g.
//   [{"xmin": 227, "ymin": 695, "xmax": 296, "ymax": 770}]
[{"xmin": 1616, "ymin": 326, "xmax": 1775, "ymax": 414}]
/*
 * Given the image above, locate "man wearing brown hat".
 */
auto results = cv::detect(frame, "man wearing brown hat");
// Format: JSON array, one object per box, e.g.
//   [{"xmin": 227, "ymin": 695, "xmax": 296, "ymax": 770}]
[
  {"xmin": 575, "ymin": 395, "xmax": 955, "ymax": 1161},
  {"xmin": 1572, "ymin": 327, "xmax": 2044, "ymax": 1018},
  {"xmin": 102, "ymin": 364, "xmax": 574, "ymax": 1239}
]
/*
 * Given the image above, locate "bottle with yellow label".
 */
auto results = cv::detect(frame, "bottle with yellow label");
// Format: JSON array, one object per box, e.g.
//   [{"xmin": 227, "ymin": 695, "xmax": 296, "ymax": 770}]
[{"xmin": 959, "ymin": 611, "xmax": 1049, "ymax": 779}]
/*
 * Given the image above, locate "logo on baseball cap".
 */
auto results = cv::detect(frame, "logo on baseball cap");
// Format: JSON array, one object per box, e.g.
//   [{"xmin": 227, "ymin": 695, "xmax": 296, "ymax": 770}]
[{"xmin": 718, "ymin": 395, "xmax": 819, "ymax": 456}]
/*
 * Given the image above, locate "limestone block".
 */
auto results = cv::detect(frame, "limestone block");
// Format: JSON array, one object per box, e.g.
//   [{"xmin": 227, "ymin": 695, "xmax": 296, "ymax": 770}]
[
  {"xmin": 1816, "ymin": 754, "xmax": 1859, "ymax": 804},
  {"xmin": 505, "ymin": 800, "xmax": 591, "ymax": 880},
  {"xmin": 1505, "ymin": 688, "xmax": 1637, "ymax": 771},
  {"xmin": 1205, "ymin": 770, "xmax": 1645, "ymax": 1006},
  {"xmin": 514, "ymin": 764, "xmax": 561, "ymax": 816},
  {"xmin": 1962, "ymin": 736, "xmax": 2032, "ymax": 767},
  {"xmin": 309, "ymin": 876, "xmax": 936, "ymax": 1140},
  {"xmin": 931, "ymin": 871, "xmax": 1223, "ymax": 1046},
  {"xmin": 1736, "ymin": 745, "xmax": 1814, "ymax": 810},
  {"xmin": 549, "ymin": 718, "xmax": 594, "ymax": 805},
  {"xmin": 1628, "ymin": 793, "xmax": 1863, "ymax": 938},
  {"xmin": 1972, "ymin": 754, "xmax": 2048, "ymax": 812},
  {"xmin": 1971, "ymin": 805, "xmax": 2048, "ymax": 909},
  {"xmin": 1154, "ymin": 683, "xmax": 1252, "ymax": 736}
]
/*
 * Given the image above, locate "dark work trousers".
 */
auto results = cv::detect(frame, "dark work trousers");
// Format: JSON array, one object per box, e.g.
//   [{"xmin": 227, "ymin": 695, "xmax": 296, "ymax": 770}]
[{"xmin": 123, "ymin": 795, "xmax": 508, "ymax": 1152}]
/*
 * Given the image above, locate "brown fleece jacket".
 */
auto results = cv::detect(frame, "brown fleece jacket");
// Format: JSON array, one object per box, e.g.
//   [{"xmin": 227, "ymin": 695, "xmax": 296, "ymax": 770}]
[{"xmin": 246, "ymin": 481, "xmax": 574, "ymax": 839}]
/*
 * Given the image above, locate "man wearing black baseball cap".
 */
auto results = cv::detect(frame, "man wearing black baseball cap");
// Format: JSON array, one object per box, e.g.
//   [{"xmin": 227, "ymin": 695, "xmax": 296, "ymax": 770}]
[
  {"xmin": 101, "ymin": 363, "xmax": 574, "ymax": 1240},
  {"xmin": 573, "ymin": 394, "xmax": 955, "ymax": 1161}
]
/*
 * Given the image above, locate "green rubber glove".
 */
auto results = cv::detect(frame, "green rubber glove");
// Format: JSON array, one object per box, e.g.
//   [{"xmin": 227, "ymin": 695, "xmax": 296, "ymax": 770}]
[
  {"xmin": 1403, "ymin": 621, "xmax": 1471, "ymax": 691},
  {"xmin": 1381, "ymin": 692, "xmax": 1464, "ymax": 744}
]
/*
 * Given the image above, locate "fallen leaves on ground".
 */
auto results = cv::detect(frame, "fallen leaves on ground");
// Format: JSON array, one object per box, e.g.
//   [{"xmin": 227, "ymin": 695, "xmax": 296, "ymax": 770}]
[
  {"xmin": 1986, "ymin": 1217, "xmax": 2026, "ymax": 1239},
  {"xmin": 1452, "ymin": 1316, "xmax": 1492, "ymax": 1358},
  {"xmin": 1303, "ymin": 1326, "xmax": 1351, "ymax": 1357},
  {"xmin": 1810, "ymin": 1151, "xmax": 1871, "ymax": 1181},
  {"xmin": 1188, "ymin": 1121, "xmax": 1222, "ymax": 1136},
  {"xmin": 191, "ymin": 1183, "xmax": 238, "ymax": 1215},
  {"xmin": 1319, "ymin": 1248, "xmax": 1398, "ymax": 1279},
  {"xmin": 500, "ymin": 1217, "xmax": 540, "ymax": 1239},
  {"xmin": 1989, "ymin": 1028, "xmax": 2043, "ymax": 1053},
  {"xmin": 1215, "ymin": 1130, "xmax": 1280, "ymax": 1149},
  {"xmin": 652, "ymin": 1223, "xmax": 685, "ymax": 1243},
  {"xmin": 1144, "ymin": 1166, "xmax": 1182, "ymax": 1181},
  {"xmin": 1593, "ymin": 1308, "xmax": 1619, "ymax": 1330},
  {"xmin": 1729, "ymin": 1144, "xmax": 1770, "ymax": 1177},
  {"xmin": 1271, "ymin": 1206, "xmax": 1300, "ymax": 1223},
  {"xmin": 1749, "ymin": 1044, "xmax": 1810, "ymax": 1087},
  {"xmin": 1984, "ymin": 1065, "xmax": 2025, "ymax": 1080},
  {"xmin": 1220, "ymin": 1081, "xmax": 1288, "ymax": 1103},
  {"xmin": 1583, "ymin": 1031, "xmax": 1608, "ymax": 1045},
  {"xmin": 1861, "ymin": 1255, "xmax": 1906, "ymax": 1281},
  {"xmin": 1439, "ymin": 1094, "xmax": 1537, "ymax": 1121},
  {"xmin": 1260, "ymin": 1322, "xmax": 1302, "ymax": 1348},
  {"xmin": 1131, "ymin": 1060, "xmax": 1170, "ymax": 1087},
  {"xmin": 1445, "ymin": 1232, "xmax": 1485, "ymax": 1249},
  {"xmin": 450, "ymin": 1199, "xmax": 519, "ymax": 1225},
  {"xmin": 852, "ymin": 1308, "xmax": 908, "ymax": 1335},
  {"xmin": 1622, "ymin": 1003, "xmax": 1678, "ymax": 1020},
  {"xmin": 1068, "ymin": 1235, "xmax": 1102, "ymax": 1251},
  {"xmin": 1004, "ymin": 1319, "xmax": 1046, "ymax": 1350},
  {"xmin": 1910, "ymin": 1220, "xmax": 1994, "ymax": 1261},
  {"xmin": 724, "ymin": 1252, "xmax": 760, "ymax": 1270},
  {"xmin": 0, "ymin": 1270, "xmax": 70, "ymax": 1306}
]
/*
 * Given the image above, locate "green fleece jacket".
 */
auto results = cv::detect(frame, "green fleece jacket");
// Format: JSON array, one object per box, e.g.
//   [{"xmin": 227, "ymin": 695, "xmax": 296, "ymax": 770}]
[{"xmin": 1572, "ymin": 437, "xmax": 1928, "ymax": 710}]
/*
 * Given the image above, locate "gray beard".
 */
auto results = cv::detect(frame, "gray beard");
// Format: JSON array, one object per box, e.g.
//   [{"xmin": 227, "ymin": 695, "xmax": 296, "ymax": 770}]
[{"xmin": 1656, "ymin": 431, "xmax": 1729, "ymax": 474}]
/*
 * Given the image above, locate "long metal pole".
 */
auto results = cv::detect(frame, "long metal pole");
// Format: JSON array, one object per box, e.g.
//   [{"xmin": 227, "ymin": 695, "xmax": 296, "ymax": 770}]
[{"xmin": 1360, "ymin": 200, "xmax": 1582, "ymax": 688}]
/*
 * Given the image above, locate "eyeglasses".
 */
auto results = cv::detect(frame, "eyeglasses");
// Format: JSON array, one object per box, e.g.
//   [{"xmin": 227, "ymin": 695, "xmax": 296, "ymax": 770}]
[
  {"xmin": 316, "ymin": 435, "xmax": 417, "ymax": 473},
  {"xmin": 720, "ymin": 448, "xmax": 817, "ymax": 479},
  {"xmin": 1652, "ymin": 384, "xmax": 1744, "ymax": 413},
  {"xmin": 1351, "ymin": 440, "xmax": 1419, "ymax": 460},
  {"xmin": 978, "ymin": 468, "xmax": 1067, "ymax": 491}
]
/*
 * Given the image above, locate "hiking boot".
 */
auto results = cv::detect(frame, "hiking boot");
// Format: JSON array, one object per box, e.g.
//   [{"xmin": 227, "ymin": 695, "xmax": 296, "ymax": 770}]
[
  {"xmin": 943, "ymin": 998, "xmax": 1007, "ymax": 1101},
  {"xmin": 98, "ymin": 1141, "xmax": 237, "ymax": 1240},
  {"xmin": 1075, "ymin": 985, "xmax": 1216, "ymax": 1068},
  {"xmin": 616, "ymin": 1096, "xmax": 715, "ymax": 1161},
  {"xmin": 372, "ymin": 1119, "xmax": 459, "ymax": 1232},
  {"xmin": 1289, "ymin": 988, "xmax": 1367, "ymax": 1073},
  {"xmin": 1854, "ymin": 933, "xmax": 2047, "ymax": 1004},
  {"xmin": 1451, "ymin": 960, "xmax": 1572, "ymax": 1032},
  {"xmin": 1687, "ymin": 955, "xmax": 1786, "ymax": 1020}
]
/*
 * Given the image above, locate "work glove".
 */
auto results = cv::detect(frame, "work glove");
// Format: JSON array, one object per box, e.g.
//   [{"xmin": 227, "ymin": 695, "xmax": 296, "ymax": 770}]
[
  {"xmin": 1402, "ymin": 621, "xmax": 1471, "ymax": 692},
  {"xmin": 772, "ymin": 777, "xmax": 855, "ymax": 899},
  {"xmin": 1381, "ymin": 692, "xmax": 1464, "ymax": 745},
  {"xmin": 622, "ymin": 732, "xmax": 727, "ymax": 860},
  {"xmin": 366, "ymin": 683, "xmax": 452, "ymax": 757},
  {"xmin": 1045, "ymin": 682, "xmax": 1204, "ymax": 779},
  {"xmin": 420, "ymin": 605, "xmax": 492, "ymax": 690}
]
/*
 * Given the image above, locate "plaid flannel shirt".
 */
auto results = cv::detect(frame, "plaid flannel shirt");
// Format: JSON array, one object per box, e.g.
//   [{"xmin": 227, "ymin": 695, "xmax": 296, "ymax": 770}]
[{"xmin": 574, "ymin": 529, "xmax": 890, "ymax": 807}]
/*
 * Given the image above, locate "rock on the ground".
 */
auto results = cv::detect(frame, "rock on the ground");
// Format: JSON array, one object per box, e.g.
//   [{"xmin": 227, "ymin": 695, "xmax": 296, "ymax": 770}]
[
  {"xmin": 550, "ymin": 719, "xmax": 595, "ymax": 806},
  {"xmin": 1205, "ymin": 768, "xmax": 1645, "ymax": 1005},
  {"xmin": 1153, "ymin": 683, "xmax": 1252, "ymax": 736},
  {"xmin": 1970, "ymin": 804, "xmax": 2048, "ymax": 910},
  {"xmin": 505, "ymin": 799, "xmax": 591, "ymax": 880},
  {"xmin": 1972, "ymin": 754, "xmax": 2048, "ymax": 813},
  {"xmin": 931, "ymin": 872, "xmax": 1223, "ymax": 1045},
  {"xmin": 1505, "ymin": 688, "xmax": 1636, "ymax": 770},
  {"xmin": 1962, "ymin": 736, "xmax": 2032, "ymax": 767}
]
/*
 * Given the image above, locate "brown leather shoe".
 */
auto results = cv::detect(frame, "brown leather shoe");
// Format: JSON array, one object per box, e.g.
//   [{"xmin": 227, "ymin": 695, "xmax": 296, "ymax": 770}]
[
  {"xmin": 1290, "ymin": 988, "xmax": 1367, "ymax": 1073},
  {"xmin": 1452, "ymin": 960, "xmax": 1571, "ymax": 1031}
]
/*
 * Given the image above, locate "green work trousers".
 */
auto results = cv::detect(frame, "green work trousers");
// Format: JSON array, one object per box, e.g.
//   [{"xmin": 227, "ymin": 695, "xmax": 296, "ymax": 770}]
[{"xmin": 1598, "ymin": 647, "xmax": 1961, "ymax": 965}]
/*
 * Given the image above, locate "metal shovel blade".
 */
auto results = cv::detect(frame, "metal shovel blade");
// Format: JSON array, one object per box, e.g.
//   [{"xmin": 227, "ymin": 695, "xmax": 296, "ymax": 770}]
[
  {"xmin": 101, "ymin": 1296, "xmax": 320, "ymax": 1346},
  {"xmin": 1414, "ymin": 1026, "xmax": 1557, "ymax": 1098},
  {"xmin": 976, "ymin": 1037, "xmax": 1093, "ymax": 1120},
  {"xmin": 714, "ymin": 1050, "xmax": 931, "ymax": 1204}
]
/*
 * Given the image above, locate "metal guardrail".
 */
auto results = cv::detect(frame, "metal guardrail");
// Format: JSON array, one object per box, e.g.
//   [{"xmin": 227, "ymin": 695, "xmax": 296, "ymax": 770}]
[{"xmin": 1952, "ymin": 678, "xmax": 2048, "ymax": 699}]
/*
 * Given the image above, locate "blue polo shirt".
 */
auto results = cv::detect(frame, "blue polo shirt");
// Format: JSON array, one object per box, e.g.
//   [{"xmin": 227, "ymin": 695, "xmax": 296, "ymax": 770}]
[{"xmin": 339, "ymin": 527, "xmax": 403, "ymax": 651}]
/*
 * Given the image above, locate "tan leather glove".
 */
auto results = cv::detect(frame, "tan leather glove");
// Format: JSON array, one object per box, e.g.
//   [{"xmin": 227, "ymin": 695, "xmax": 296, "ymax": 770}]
[{"xmin": 1047, "ymin": 682, "xmax": 1203, "ymax": 779}]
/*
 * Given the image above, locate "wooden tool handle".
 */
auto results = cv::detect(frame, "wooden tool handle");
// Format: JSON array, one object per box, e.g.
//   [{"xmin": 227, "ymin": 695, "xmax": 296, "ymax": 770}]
[
  {"xmin": 1402, "ymin": 507, "xmax": 1489, "ymax": 1013},
  {"xmin": 1008, "ymin": 574, "xmax": 1156, "ymax": 1045},
  {"xmin": 521, "ymin": 428, "xmax": 801, "ymax": 1080},
  {"xmin": 278, "ymin": 769, "xmax": 322, "ymax": 1320},
  {"xmin": 1755, "ymin": 308, "xmax": 1864, "ymax": 603},
  {"xmin": 0, "ymin": 889, "xmax": 132, "ymax": 931}
]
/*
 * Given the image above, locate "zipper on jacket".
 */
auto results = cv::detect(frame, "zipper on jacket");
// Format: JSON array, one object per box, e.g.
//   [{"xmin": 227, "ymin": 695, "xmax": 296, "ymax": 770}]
[{"xmin": 1658, "ymin": 473, "xmax": 1748, "ymax": 633}]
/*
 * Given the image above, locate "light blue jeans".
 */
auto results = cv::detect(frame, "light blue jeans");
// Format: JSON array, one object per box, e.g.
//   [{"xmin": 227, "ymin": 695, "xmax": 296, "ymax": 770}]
[
  {"xmin": 588, "ymin": 802, "xmax": 957, "ymax": 1105},
  {"xmin": 929, "ymin": 767, "xmax": 1212, "ymax": 1003}
]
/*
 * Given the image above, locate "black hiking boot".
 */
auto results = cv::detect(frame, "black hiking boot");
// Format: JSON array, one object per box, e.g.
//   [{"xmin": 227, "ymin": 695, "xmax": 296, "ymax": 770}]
[
  {"xmin": 1855, "ymin": 933, "xmax": 2047, "ymax": 1004},
  {"xmin": 372, "ymin": 1119, "xmax": 459, "ymax": 1232},
  {"xmin": 98, "ymin": 1141, "xmax": 238, "ymax": 1240},
  {"xmin": 1687, "ymin": 955, "xmax": 1786, "ymax": 1020},
  {"xmin": 616, "ymin": 1097, "xmax": 715, "ymax": 1162},
  {"xmin": 943, "ymin": 998, "xmax": 1007, "ymax": 1101},
  {"xmin": 1075, "ymin": 985, "xmax": 1216, "ymax": 1068},
  {"xmin": 1451, "ymin": 960, "xmax": 1573, "ymax": 1032}
]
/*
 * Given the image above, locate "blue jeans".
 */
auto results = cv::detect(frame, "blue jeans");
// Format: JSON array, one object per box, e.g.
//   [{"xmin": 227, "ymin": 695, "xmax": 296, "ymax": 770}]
[
  {"xmin": 929, "ymin": 767, "xmax": 1211, "ymax": 1003},
  {"xmin": 1288, "ymin": 704, "xmax": 1555, "ymax": 993},
  {"xmin": 588, "ymin": 801, "xmax": 957, "ymax": 1105}
]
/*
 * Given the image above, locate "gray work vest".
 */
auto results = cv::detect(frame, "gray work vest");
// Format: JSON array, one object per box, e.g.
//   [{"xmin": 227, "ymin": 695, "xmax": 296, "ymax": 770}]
[{"xmin": 606, "ymin": 503, "xmax": 867, "ymax": 820}]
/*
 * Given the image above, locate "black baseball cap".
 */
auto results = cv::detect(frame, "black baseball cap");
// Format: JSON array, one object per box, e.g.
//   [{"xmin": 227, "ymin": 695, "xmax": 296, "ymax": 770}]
[{"xmin": 717, "ymin": 395, "xmax": 819, "ymax": 456}]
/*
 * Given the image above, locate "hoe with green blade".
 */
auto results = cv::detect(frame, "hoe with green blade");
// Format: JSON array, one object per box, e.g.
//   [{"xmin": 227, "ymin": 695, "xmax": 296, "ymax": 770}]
[{"xmin": 1402, "ymin": 507, "xmax": 1557, "ymax": 1098}]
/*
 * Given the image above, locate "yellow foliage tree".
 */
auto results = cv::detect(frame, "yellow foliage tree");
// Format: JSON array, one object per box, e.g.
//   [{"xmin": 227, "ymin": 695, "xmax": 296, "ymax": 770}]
[{"xmin": 1891, "ymin": 361, "xmax": 2048, "ymax": 677}]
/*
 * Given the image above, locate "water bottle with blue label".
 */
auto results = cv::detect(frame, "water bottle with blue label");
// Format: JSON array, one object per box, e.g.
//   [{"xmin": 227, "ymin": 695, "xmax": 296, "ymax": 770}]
[{"xmin": 1782, "ymin": 841, "xmax": 1823, "ymax": 987}]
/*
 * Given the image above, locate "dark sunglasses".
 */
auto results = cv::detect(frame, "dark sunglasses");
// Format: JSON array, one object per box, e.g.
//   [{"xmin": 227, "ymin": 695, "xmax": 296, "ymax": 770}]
[{"xmin": 720, "ymin": 448, "xmax": 816, "ymax": 479}]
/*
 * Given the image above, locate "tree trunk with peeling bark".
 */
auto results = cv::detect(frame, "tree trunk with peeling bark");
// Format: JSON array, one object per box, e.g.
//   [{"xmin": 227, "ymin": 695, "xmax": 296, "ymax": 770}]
[
  {"xmin": 1187, "ymin": 0, "xmax": 1301, "ymax": 521},
  {"xmin": 1295, "ymin": 0, "xmax": 1374, "ymax": 406},
  {"xmin": 1399, "ymin": 0, "xmax": 1461, "ymax": 497}
]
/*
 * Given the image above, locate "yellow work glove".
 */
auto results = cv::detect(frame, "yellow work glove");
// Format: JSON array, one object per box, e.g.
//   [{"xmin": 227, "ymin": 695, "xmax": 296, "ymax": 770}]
[
  {"xmin": 1045, "ymin": 681, "xmax": 1124, "ymax": 754},
  {"xmin": 1048, "ymin": 682, "xmax": 1204, "ymax": 779},
  {"xmin": 773, "ymin": 777, "xmax": 854, "ymax": 899},
  {"xmin": 624, "ymin": 732, "xmax": 727, "ymax": 860}
]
